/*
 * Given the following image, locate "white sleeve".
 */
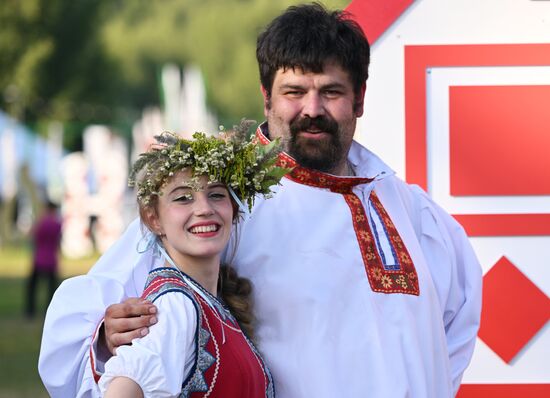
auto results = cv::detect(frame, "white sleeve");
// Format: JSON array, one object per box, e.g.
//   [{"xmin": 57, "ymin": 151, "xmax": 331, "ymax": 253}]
[
  {"xmin": 39, "ymin": 275, "xmax": 127, "ymax": 398},
  {"xmin": 98, "ymin": 291, "xmax": 198, "ymax": 398},
  {"xmin": 412, "ymin": 186, "xmax": 483, "ymax": 395},
  {"xmin": 38, "ymin": 219, "xmax": 157, "ymax": 398}
]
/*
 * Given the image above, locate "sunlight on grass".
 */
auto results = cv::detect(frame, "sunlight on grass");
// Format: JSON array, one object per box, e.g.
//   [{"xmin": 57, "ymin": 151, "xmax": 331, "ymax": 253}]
[
  {"xmin": 0, "ymin": 245, "xmax": 100, "ymax": 278},
  {"xmin": 0, "ymin": 248, "xmax": 100, "ymax": 397},
  {"xmin": 0, "ymin": 278, "xmax": 49, "ymax": 397}
]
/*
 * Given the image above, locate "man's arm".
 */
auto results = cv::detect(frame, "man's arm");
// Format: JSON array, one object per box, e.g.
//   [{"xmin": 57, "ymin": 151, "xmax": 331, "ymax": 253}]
[
  {"xmin": 39, "ymin": 275, "xmax": 123, "ymax": 397},
  {"xmin": 39, "ymin": 278, "xmax": 157, "ymax": 398},
  {"xmin": 413, "ymin": 186, "xmax": 483, "ymax": 395}
]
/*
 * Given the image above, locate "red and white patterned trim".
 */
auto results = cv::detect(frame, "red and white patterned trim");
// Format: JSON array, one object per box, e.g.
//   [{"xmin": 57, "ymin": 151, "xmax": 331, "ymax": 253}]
[
  {"xmin": 256, "ymin": 126, "xmax": 419, "ymax": 295},
  {"xmin": 90, "ymin": 320, "xmax": 104, "ymax": 384}
]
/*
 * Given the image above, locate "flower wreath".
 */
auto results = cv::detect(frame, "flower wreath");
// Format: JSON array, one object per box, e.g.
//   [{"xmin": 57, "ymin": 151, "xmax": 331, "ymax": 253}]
[{"xmin": 129, "ymin": 119, "xmax": 290, "ymax": 211}]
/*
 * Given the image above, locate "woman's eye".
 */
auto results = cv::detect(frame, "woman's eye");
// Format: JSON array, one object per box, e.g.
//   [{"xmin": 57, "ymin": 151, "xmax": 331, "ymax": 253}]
[
  {"xmin": 174, "ymin": 195, "xmax": 193, "ymax": 202},
  {"xmin": 209, "ymin": 192, "xmax": 227, "ymax": 200}
]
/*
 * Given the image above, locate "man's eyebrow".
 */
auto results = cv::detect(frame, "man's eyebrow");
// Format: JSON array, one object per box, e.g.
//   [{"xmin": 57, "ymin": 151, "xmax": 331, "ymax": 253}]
[
  {"xmin": 278, "ymin": 83, "xmax": 305, "ymax": 91},
  {"xmin": 320, "ymin": 82, "xmax": 347, "ymax": 90},
  {"xmin": 278, "ymin": 82, "xmax": 347, "ymax": 91}
]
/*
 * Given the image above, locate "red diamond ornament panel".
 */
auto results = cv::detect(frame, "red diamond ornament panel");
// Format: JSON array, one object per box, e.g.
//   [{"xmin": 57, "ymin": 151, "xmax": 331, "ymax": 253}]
[{"xmin": 478, "ymin": 256, "xmax": 550, "ymax": 363}]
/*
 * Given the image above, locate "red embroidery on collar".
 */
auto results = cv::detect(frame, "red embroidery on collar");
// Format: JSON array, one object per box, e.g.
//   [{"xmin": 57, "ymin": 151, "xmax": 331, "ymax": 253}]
[
  {"xmin": 256, "ymin": 126, "xmax": 419, "ymax": 295},
  {"xmin": 255, "ymin": 127, "xmax": 371, "ymax": 189},
  {"xmin": 346, "ymin": 191, "xmax": 419, "ymax": 295}
]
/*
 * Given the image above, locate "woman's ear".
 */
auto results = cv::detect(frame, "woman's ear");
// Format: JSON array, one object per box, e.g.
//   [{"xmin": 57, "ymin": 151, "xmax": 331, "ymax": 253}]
[{"xmin": 142, "ymin": 207, "xmax": 163, "ymax": 236}]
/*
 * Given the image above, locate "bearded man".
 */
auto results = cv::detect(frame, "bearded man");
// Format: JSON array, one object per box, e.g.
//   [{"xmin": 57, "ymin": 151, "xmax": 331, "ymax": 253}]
[{"xmin": 40, "ymin": 4, "xmax": 481, "ymax": 398}]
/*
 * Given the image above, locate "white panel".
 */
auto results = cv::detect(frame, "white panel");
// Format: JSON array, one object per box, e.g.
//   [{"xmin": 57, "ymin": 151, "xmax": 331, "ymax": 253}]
[
  {"xmin": 355, "ymin": 0, "xmax": 550, "ymax": 386},
  {"xmin": 356, "ymin": 0, "xmax": 550, "ymax": 179}
]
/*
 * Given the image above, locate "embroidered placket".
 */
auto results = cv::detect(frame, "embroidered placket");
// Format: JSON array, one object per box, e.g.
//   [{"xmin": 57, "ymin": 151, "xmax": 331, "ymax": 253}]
[{"xmin": 256, "ymin": 128, "xmax": 419, "ymax": 295}]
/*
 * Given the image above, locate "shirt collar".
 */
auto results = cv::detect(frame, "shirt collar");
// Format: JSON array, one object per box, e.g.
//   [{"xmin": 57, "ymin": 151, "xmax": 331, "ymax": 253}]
[{"xmin": 256, "ymin": 122, "xmax": 395, "ymax": 189}]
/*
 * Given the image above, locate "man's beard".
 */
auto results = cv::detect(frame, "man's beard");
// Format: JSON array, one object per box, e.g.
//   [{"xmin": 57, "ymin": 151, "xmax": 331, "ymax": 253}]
[{"xmin": 288, "ymin": 115, "xmax": 344, "ymax": 173}]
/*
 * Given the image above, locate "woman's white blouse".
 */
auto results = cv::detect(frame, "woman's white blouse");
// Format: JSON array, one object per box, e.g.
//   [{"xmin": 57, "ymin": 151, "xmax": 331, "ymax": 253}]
[{"xmin": 98, "ymin": 292, "xmax": 197, "ymax": 397}]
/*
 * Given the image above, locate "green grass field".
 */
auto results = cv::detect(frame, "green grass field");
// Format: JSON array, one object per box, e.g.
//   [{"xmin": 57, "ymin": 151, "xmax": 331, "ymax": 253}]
[
  {"xmin": 0, "ymin": 246, "xmax": 99, "ymax": 398},
  {"xmin": 0, "ymin": 278, "xmax": 49, "ymax": 398}
]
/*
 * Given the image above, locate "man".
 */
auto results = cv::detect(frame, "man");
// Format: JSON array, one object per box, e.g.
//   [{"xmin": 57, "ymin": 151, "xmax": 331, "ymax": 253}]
[{"xmin": 40, "ymin": 3, "xmax": 482, "ymax": 397}]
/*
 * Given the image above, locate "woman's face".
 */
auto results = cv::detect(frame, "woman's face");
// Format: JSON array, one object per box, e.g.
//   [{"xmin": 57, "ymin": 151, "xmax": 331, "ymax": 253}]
[{"xmin": 149, "ymin": 170, "xmax": 234, "ymax": 265}]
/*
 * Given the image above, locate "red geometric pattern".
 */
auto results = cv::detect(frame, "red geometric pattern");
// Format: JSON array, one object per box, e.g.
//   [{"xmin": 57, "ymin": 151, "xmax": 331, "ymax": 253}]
[
  {"xmin": 449, "ymin": 85, "xmax": 550, "ymax": 196},
  {"xmin": 256, "ymin": 128, "xmax": 419, "ymax": 295},
  {"xmin": 452, "ymin": 214, "xmax": 550, "ymax": 237},
  {"xmin": 478, "ymin": 256, "xmax": 550, "ymax": 363},
  {"xmin": 346, "ymin": 0, "xmax": 415, "ymax": 44},
  {"xmin": 404, "ymin": 43, "xmax": 550, "ymax": 236}
]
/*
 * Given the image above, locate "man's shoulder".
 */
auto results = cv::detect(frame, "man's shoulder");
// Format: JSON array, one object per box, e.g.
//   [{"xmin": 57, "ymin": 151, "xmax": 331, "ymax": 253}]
[
  {"xmin": 379, "ymin": 177, "xmax": 466, "ymax": 236},
  {"xmin": 349, "ymin": 140, "xmax": 395, "ymax": 179}
]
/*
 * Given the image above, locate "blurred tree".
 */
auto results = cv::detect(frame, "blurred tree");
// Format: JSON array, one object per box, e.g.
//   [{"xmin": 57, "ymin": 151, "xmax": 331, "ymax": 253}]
[
  {"xmin": 0, "ymin": 0, "xmax": 128, "ymax": 149},
  {"xmin": 0, "ymin": 0, "xmax": 350, "ymax": 149},
  {"xmin": 101, "ymin": 0, "xmax": 349, "ymax": 127}
]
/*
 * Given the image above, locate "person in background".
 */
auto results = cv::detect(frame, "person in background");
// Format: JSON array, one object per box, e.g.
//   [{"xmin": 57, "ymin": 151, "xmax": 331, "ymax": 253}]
[
  {"xmin": 40, "ymin": 3, "xmax": 482, "ymax": 397},
  {"xmin": 26, "ymin": 200, "xmax": 62, "ymax": 318}
]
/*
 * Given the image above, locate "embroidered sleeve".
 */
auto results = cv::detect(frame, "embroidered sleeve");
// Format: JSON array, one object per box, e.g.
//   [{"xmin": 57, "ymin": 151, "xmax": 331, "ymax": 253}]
[{"xmin": 98, "ymin": 292, "xmax": 198, "ymax": 397}]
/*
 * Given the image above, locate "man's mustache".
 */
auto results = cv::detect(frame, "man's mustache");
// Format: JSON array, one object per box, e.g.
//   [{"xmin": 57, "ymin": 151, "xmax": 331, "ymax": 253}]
[{"xmin": 289, "ymin": 116, "xmax": 338, "ymax": 136}]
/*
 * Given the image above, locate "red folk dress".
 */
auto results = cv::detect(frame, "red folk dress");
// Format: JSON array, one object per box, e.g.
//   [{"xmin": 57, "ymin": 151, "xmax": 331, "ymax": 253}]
[{"xmin": 100, "ymin": 267, "xmax": 274, "ymax": 398}]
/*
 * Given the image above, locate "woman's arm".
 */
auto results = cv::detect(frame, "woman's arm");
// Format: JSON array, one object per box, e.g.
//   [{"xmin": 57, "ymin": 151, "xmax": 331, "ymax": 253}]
[
  {"xmin": 98, "ymin": 290, "xmax": 198, "ymax": 397},
  {"xmin": 104, "ymin": 376, "xmax": 143, "ymax": 398}
]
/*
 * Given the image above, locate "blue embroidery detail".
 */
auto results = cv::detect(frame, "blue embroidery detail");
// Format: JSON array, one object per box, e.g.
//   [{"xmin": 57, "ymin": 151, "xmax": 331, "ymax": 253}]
[{"xmin": 369, "ymin": 200, "xmax": 400, "ymax": 271}]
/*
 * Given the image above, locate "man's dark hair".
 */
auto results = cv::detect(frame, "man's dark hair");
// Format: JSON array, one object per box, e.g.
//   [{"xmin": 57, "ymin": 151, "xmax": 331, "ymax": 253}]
[{"xmin": 256, "ymin": 2, "xmax": 370, "ymax": 97}]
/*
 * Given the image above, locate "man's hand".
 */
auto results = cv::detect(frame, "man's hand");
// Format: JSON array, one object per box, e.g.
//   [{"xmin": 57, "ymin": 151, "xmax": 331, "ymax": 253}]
[{"xmin": 101, "ymin": 298, "xmax": 158, "ymax": 355}]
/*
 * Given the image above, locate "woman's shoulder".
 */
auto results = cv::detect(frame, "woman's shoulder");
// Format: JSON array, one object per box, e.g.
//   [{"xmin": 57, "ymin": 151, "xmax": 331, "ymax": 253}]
[{"xmin": 142, "ymin": 267, "xmax": 197, "ymax": 304}]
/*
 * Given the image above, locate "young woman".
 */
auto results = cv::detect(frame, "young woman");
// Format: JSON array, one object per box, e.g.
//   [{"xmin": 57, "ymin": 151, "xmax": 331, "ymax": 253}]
[{"xmin": 98, "ymin": 122, "xmax": 284, "ymax": 397}]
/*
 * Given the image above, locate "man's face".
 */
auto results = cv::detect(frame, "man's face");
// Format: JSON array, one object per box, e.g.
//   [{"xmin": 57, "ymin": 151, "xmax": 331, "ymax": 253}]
[{"xmin": 263, "ymin": 62, "xmax": 365, "ymax": 175}]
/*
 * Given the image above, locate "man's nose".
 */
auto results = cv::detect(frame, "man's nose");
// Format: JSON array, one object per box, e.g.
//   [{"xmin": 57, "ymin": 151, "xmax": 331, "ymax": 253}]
[{"xmin": 302, "ymin": 93, "xmax": 325, "ymax": 118}]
